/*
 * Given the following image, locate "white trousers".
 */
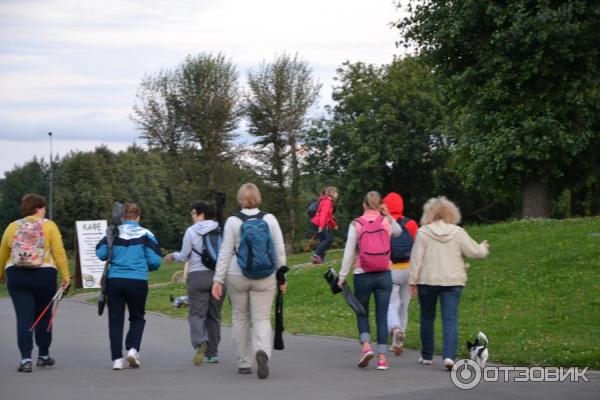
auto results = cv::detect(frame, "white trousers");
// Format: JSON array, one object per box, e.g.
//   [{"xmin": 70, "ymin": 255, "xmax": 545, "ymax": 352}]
[
  {"xmin": 387, "ymin": 269, "xmax": 411, "ymax": 332},
  {"xmin": 227, "ymin": 274, "xmax": 276, "ymax": 368}
]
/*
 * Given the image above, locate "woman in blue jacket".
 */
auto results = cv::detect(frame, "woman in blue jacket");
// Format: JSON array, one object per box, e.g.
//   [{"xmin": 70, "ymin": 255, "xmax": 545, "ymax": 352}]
[{"xmin": 96, "ymin": 203, "xmax": 162, "ymax": 370}]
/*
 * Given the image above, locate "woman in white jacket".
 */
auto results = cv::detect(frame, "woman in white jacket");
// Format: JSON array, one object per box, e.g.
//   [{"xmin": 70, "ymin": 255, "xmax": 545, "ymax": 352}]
[
  {"xmin": 409, "ymin": 197, "xmax": 489, "ymax": 370},
  {"xmin": 211, "ymin": 183, "xmax": 287, "ymax": 380}
]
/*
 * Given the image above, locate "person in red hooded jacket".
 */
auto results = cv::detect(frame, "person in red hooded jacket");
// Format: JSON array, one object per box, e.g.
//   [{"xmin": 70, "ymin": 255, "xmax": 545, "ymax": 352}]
[
  {"xmin": 310, "ymin": 186, "xmax": 338, "ymax": 264},
  {"xmin": 382, "ymin": 192, "xmax": 418, "ymax": 356}
]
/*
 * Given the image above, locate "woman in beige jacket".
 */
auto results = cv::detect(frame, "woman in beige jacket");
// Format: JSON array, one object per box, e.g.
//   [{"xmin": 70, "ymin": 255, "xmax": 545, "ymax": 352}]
[{"xmin": 409, "ymin": 197, "xmax": 489, "ymax": 370}]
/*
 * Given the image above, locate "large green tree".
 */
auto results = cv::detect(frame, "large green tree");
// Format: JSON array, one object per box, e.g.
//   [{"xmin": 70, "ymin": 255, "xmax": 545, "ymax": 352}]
[
  {"xmin": 397, "ymin": 0, "xmax": 600, "ymax": 217},
  {"xmin": 179, "ymin": 53, "xmax": 241, "ymax": 189},
  {"xmin": 245, "ymin": 53, "xmax": 320, "ymax": 243},
  {"xmin": 306, "ymin": 57, "xmax": 450, "ymax": 221},
  {"xmin": 0, "ymin": 159, "xmax": 48, "ymax": 228},
  {"xmin": 132, "ymin": 70, "xmax": 185, "ymax": 156},
  {"xmin": 132, "ymin": 53, "xmax": 241, "ymax": 190}
]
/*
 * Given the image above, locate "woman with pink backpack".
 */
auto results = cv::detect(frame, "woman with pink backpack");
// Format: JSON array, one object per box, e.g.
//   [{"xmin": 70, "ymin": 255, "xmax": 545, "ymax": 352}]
[{"xmin": 338, "ymin": 191, "xmax": 401, "ymax": 370}]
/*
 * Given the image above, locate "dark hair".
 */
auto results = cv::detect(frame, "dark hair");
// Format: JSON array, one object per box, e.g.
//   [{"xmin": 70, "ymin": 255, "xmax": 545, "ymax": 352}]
[
  {"xmin": 123, "ymin": 203, "xmax": 141, "ymax": 220},
  {"xmin": 20, "ymin": 193, "xmax": 47, "ymax": 216},
  {"xmin": 193, "ymin": 202, "xmax": 215, "ymax": 220}
]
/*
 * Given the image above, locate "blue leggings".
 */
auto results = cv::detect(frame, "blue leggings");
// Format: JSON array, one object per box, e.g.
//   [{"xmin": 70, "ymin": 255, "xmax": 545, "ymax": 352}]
[
  {"xmin": 106, "ymin": 278, "xmax": 148, "ymax": 360},
  {"xmin": 6, "ymin": 267, "xmax": 57, "ymax": 359}
]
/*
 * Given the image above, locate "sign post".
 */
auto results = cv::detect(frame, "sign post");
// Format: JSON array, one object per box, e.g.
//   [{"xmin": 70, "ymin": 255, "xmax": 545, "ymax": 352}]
[{"xmin": 74, "ymin": 220, "xmax": 107, "ymax": 289}]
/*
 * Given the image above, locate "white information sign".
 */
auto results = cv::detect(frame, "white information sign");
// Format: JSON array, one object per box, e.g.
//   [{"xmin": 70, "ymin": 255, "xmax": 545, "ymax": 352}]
[{"xmin": 75, "ymin": 220, "xmax": 107, "ymax": 289}]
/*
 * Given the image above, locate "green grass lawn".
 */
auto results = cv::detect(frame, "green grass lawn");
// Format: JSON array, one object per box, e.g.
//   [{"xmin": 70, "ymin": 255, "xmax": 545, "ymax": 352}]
[
  {"xmin": 3, "ymin": 218, "xmax": 599, "ymax": 368},
  {"xmin": 144, "ymin": 218, "xmax": 600, "ymax": 369}
]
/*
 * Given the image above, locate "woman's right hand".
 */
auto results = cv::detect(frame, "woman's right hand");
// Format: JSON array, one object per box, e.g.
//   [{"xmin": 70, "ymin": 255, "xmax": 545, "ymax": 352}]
[
  {"xmin": 482, "ymin": 240, "xmax": 490, "ymax": 250},
  {"xmin": 337, "ymin": 277, "xmax": 346, "ymax": 288},
  {"xmin": 211, "ymin": 282, "xmax": 223, "ymax": 301},
  {"xmin": 410, "ymin": 285, "xmax": 418, "ymax": 298}
]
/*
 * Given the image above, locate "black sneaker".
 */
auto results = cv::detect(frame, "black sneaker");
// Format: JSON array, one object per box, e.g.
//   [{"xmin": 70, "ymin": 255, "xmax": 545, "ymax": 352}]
[
  {"xmin": 37, "ymin": 357, "xmax": 55, "ymax": 367},
  {"xmin": 17, "ymin": 361, "xmax": 33, "ymax": 373},
  {"xmin": 256, "ymin": 350, "xmax": 269, "ymax": 379}
]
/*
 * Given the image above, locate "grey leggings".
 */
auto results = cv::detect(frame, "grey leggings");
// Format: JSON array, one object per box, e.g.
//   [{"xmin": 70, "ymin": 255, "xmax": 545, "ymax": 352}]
[{"xmin": 387, "ymin": 269, "xmax": 411, "ymax": 332}]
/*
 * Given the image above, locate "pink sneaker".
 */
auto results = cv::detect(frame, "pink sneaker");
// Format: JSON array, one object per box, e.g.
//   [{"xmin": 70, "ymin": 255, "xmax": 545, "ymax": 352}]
[
  {"xmin": 376, "ymin": 360, "xmax": 389, "ymax": 370},
  {"xmin": 358, "ymin": 348, "xmax": 375, "ymax": 368},
  {"xmin": 312, "ymin": 254, "xmax": 324, "ymax": 264}
]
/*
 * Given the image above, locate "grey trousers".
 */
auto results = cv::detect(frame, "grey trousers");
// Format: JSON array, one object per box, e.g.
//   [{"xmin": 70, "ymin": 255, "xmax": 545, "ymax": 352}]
[{"xmin": 187, "ymin": 270, "xmax": 224, "ymax": 357}]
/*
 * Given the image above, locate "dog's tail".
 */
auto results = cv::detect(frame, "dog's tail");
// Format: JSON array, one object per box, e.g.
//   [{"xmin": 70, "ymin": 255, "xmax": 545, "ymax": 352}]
[{"xmin": 477, "ymin": 331, "xmax": 489, "ymax": 346}]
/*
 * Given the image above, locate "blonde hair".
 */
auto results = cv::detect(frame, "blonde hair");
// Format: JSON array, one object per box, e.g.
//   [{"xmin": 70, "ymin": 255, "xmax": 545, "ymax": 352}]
[
  {"xmin": 362, "ymin": 191, "xmax": 382, "ymax": 211},
  {"xmin": 324, "ymin": 186, "xmax": 338, "ymax": 198},
  {"xmin": 420, "ymin": 196, "xmax": 461, "ymax": 225},
  {"xmin": 123, "ymin": 203, "xmax": 141, "ymax": 220},
  {"xmin": 237, "ymin": 183, "xmax": 262, "ymax": 209}
]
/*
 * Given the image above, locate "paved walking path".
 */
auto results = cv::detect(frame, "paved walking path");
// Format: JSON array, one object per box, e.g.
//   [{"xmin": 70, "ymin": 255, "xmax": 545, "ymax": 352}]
[{"xmin": 0, "ymin": 297, "xmax": 597, "ymax": 400}]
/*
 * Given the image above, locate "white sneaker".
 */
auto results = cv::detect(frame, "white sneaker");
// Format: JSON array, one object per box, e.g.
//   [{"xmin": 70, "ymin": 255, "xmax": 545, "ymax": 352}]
[
  {"xmin": 112, "ymin": 358, "xmax": 127, "ymax": 370},
  {"xmin": 418, "ymin": 357, "xmax": 432, "ymax": 365},
  {"xmin": 444, "ymin": 358, "xmax": 455, "ymax": 370},
  {"xmin": 127, "ymin": 348, "xmax": 140, "ymax": 368}
]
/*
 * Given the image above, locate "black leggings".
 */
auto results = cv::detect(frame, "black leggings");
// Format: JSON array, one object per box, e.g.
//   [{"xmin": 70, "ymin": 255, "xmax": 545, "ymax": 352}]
[
  {"xmin": 6, "ymin": 267, "xmax": 57, "ymax": 359},
  {"xmin": 106, "ymin": 278, "xmax": 149, "ymax": 360}
]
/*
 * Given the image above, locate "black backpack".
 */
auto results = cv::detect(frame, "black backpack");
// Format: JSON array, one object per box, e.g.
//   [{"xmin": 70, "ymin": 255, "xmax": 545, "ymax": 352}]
[
  {"xmin": 307, "ymin": 199, "xmax": 320, "ymax": 218},
  {"xmin": 191, "ymin": 227, "xmax": 223, "ymax": 270},
  {"xmin": 390, "ymin": 217, "xmax": 414, "ymax": 263}
]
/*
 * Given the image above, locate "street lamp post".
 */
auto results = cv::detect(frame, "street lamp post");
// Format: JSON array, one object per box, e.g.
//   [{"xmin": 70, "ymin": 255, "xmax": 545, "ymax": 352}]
[{"xmin": 48, "ymin": 131, "xmax": 53, "ymax": 220}]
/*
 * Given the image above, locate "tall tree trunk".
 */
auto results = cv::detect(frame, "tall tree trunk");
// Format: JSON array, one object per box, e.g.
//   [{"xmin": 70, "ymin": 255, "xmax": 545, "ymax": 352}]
[
  {"xmin": 522, "ymin": 179, "xmax": 549, "ymax": 218},
  {"xmin": 288, "ymin": 133, "xmax": 300, "ymax": 251},
  {"xmin": 272, "ymin": 139, "xmax": 289, "ymax": 225}
]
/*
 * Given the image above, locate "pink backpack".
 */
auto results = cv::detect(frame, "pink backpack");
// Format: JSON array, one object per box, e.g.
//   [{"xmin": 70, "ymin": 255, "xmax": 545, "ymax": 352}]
[{"xmin": 355, "ymin": 216, "xmax": 391, "ymax": 272}]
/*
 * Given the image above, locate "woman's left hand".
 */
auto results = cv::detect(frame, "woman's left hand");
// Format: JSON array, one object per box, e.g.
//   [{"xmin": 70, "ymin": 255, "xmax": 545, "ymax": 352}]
[
  {"xmin": 212, "ymin": 282, "xmax": 223, "ymax": 301},
  {"xmin": 279, "ymin": 283, "xmax": 287, "ymax": 294}
]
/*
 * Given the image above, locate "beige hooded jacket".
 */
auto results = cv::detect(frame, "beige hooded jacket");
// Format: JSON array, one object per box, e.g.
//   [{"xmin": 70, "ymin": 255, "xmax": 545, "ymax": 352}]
[{"xmin": 409, "ymin": 220, "xmax": 488, "ymax": 287}]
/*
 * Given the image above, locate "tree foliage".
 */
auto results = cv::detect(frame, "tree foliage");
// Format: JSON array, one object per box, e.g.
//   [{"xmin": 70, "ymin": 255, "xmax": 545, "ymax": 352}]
[
  {"xmin": 132, "ymin": 53, "xmax": 241, "ymax": 189},
  {"xmin": 311, "ymin": 57, "xmax": 451, "ymax": 219},
  {"xmin": 245, "ymin": 53, "xmax": 320, "ymax": 242},
  {"xmin": 0, "ymin": 159, "xmax": 48, "ymax": 229},
  {"xmin": 397, "ymin": 0, "xmax": 600, "ymax": 217}
]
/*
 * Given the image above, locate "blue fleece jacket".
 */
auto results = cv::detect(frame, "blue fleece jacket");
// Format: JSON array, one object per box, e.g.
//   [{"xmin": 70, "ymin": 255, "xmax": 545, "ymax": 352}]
[{"xmin": 96, "ymin": 220, "xmax": 162, "ymax": 281}]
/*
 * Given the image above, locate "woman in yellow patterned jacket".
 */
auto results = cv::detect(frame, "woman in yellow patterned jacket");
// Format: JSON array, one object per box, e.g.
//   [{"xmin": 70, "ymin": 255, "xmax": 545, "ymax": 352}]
[{"xmin": 0, "ymin": 193, "xmax": 70, "ymax": 373}]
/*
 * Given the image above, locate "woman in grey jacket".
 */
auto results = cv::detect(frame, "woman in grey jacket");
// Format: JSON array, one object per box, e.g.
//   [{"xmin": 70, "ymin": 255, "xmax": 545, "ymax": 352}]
[{"xmin": 165, "ymin": 202, "xmax": 224, "ymax": 365}]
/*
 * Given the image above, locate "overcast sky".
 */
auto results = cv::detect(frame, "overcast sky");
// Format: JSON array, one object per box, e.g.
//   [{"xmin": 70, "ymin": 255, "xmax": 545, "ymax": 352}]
[{"xmin": 0, "ymin": 0, "xmax": 406, "ymax": 176}]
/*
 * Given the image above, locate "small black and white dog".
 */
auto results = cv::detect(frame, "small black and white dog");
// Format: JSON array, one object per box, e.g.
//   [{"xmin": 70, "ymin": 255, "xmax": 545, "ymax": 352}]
[
  {"xmin": 170, "ymin": 294, "xmax": 190, "ymax": 308},
  {"xmin": 466, "ymin": 331, "xmax": 489, "ymax": 368}
]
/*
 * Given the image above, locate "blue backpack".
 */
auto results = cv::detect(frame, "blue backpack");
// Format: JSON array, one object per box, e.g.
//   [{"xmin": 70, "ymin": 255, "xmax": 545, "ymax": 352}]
[
  {"xmin": 235, "ymin": 212, "xmax": 276, "ymax": 279},
  {"xmin": 390, "ymin": 217, "xmax": 414, "ymax": 263}
]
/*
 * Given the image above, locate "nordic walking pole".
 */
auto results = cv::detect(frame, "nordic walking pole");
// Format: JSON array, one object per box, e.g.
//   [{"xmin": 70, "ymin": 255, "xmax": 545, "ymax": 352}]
[
  {"xmin": 46, "ymin": 285, "xmax": 68, "ymax": 332},
  {"xmin": 304, "ymin": 233, "xmax": 317, "ymax": 252},
  {"xmin": 29, "ymin": 286, "xmax": 65, "ymax": 332}
]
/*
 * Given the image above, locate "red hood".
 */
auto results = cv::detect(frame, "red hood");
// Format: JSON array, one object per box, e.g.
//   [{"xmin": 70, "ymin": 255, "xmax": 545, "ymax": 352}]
[{"xmin": 383, "ymin": 192, "xmax": 404, "ymax": 220}]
